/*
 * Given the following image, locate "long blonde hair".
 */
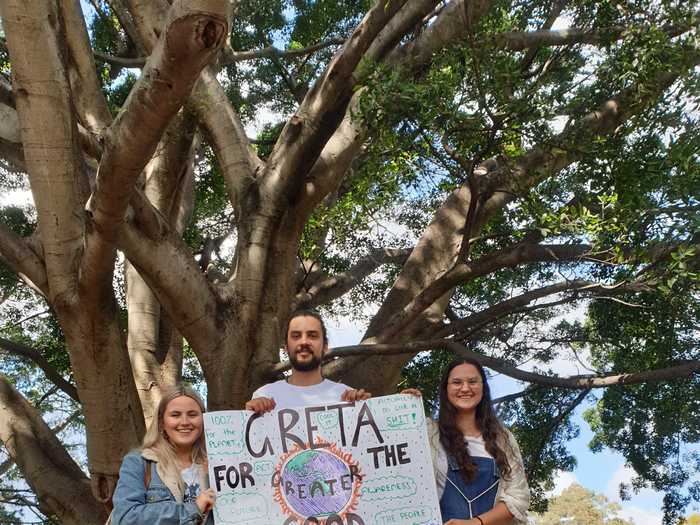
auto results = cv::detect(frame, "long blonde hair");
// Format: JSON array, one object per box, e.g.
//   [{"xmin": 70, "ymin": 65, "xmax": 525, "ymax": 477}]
[{"xmin": 141, "ymin": 384, "xmax": 207, "ymax": 495}]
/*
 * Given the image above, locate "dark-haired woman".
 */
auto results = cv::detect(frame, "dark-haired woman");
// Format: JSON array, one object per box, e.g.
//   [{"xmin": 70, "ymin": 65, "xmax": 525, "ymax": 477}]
[{"xmin": 404, "ymin": 359, "xmax": 529, "ymax": 525}]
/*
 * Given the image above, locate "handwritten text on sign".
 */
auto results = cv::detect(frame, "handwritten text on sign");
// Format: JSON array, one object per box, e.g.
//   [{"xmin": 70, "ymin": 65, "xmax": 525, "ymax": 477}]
[{"xmin": 204, "ymin": 395, "xmax": 441, "ymax": 525}]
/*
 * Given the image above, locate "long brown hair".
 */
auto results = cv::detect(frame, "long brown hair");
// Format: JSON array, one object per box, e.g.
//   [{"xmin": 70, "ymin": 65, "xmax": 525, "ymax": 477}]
[
  {"xmin": 141, "ymin": 384, "xmax": 207, "ymax": 497},
  {"xmin": 438, "ymin": 358, "xmax": 512, "ymax": 482}
]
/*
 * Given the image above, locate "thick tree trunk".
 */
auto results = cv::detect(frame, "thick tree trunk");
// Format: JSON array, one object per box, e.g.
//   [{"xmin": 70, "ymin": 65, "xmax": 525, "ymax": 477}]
[
  {"xmin": 58, "ymin": 302, "xmax": 145, "ymax": 506},
  {"xmin": 126, "ymin": 112, "xmax": 197, "ymax": 423}
]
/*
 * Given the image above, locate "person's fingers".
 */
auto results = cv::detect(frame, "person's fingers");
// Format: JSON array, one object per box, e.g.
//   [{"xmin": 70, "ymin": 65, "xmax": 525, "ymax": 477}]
[
  {"xmin": 245, "ymin": 397, "xmax": 276, "ymax": 413},
  {"xmin": 399, "ymin": 388, "xmax": 422, "ymax": 397}
]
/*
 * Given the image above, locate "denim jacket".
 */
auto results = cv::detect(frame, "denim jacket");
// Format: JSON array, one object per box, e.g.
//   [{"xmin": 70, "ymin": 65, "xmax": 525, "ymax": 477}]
[{"xmin": 111, "ymin": 449, "xmax": 213, "ymax": 525}]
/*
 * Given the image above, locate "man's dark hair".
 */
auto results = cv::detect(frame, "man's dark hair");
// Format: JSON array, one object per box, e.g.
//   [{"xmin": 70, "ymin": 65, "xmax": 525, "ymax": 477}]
[{"xmin": 285, "ymin": 309, "xmax": 328, "ymax": 346}]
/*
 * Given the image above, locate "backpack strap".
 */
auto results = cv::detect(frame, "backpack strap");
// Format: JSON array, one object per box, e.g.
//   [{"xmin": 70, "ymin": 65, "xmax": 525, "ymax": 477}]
[{"xmin": 143, "ymin": 459, "xmax": 152, "ymax": 489}]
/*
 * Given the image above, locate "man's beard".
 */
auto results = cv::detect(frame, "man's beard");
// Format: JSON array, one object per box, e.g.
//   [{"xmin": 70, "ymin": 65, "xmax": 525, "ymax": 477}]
[{"xmin": 289, "ymin": 351, "xmax": 322, "ymax": 372}]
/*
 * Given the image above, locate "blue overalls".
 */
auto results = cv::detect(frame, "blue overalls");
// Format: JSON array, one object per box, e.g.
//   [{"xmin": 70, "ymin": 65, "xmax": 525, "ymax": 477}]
[{"xmin": 440, "ymin": 455, "xmax": 499, "ymax": 522}]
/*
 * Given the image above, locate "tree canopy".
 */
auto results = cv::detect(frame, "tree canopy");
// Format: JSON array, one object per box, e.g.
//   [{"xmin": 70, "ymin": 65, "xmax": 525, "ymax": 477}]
[
  {"xmin": 534, "ymin": 483, "xmax": 635, "ymax": 525},
  {"xmin": 0, "ymin": 0, "xmax": 698, "ymax": 523}
]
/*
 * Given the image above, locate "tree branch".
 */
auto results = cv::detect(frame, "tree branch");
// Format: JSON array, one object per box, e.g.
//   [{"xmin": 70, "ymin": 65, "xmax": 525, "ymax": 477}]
[
  {"xmin": 387, "ymin": 0, "xmax": 493, "ymax": 67},
  {"xmin": 93, "ymin": 51, "xmax": 146, "ymax": 68},
  {"xmin": 0, "ymin": 224, "xmax": 48, "ymax": 297},
  {"xmin": 82, "ymin": 1, "xmax": 228, "ymax": 297},
  {"xmin": 477, "ymin": 46, "xmax": 700, "ymax": 224},
  {"xmin": 493, "ymin": 385, "xmax": 542, "ymax": 406},
  {"xmin": 117, "ymin": 219, "xmax": 221, "ymax": 371},
  {"xmin": 525, "ymin": 388, "xmax": 591, "ymax": 476},
  {"xmin": 434, "ymin": 279, "xmax": 653, "ymax": 339},
  {"xmin": 191, "ymin": 68, "xmax": 264, "ymax": 216},
  {"xmin": 221, "ymin": 38, "xmax": 346, "ymax": 63},
  {"xmin": 262, "ymin": 0, "xmax": 407, "ymax": 209},
  {"xmin": 294, "ymin": 247, "xmax": 412, "ymax": 308},
  {"xmin": 0, "ymin": 338, "xmax": 79, "ymax": 402},
  {"xmin": 104, "ymin": 0, "xmax": 151, "ymax": 55},
  {"xmin": 60, "ymin": 0, "xmax": 113, "ymax": 133},
  {"xmin": 0, "ymin": 376, "xmax": 106, "ymax": 523},
  {"xmin": 272, "ymin": 339, "xmax": 700, "ymax": 389},
  {"xmin": 94, "ymin": 37, "xmax": 351, "ymax": 68},
  {"xmin": 377, "ymin": 243, "xmax": 596, "ymax": 340},
  {"xmin": 293, "ymin": 0, "xmax": 442, "ymax": 217},
  {"xmin": 0, "ymin": 408, "xmax": 81, "ymax": 479},
  {"xmin": 486, "ymin": 15, "xmax": 699, "ymax": 52},
  {"xmin": 518, "ymin": 0, "xmax": 566, "ymax": 71}
]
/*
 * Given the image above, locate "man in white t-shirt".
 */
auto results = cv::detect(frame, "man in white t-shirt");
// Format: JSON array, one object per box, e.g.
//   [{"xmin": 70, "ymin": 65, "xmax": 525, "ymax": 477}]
[{"xmin": 244, "ymin": 310, "xmax": 371, "ymax": 412}]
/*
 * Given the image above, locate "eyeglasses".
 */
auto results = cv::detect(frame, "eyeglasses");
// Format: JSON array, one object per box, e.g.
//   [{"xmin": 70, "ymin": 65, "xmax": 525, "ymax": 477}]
[{"xmin": 448, "ymin": 378, "xmax": 483, "ymax": 388}]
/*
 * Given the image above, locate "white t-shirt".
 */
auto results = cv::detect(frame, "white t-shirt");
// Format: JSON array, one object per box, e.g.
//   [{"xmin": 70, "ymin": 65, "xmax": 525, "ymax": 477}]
[
  {"xmin": 435, "ymin": 434, "xmax": 493, "ymax": 498},
  {"xmin": 181, "ymin": 463, "xmax": 203, "ymax": 503},
  {"xmin": 251, "ymin": 379, "xmax": 350, "ymax": 409}
]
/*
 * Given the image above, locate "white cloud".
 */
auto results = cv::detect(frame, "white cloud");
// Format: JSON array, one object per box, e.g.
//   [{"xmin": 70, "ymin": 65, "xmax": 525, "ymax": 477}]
[
  {"xmin": 327, "ymin": 315, "xmax": 366, "ymax": 347},
  {"xmin": 606, "ymin": 465, "xmax": 664, "ymax": 525},
  {"xmin": 244, "ymin": 104, "xmax": 283, "ymax": 137},
  {"xmin": 605, "ymin": 464, "xmax": 659, "ymax": 503},
  {"xmin": 617, "ymin": 505, "xmax": 663, "ymax": 525},
  {"xmin": 548, "ymin": 470, "xmax": 577, "ymax": 496}
]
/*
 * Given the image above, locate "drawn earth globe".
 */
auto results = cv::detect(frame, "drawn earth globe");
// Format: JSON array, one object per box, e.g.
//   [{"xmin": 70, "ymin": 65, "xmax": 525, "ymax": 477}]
[{"xmin": 281, "ymin": 449, "xmax": 353, "ymax": 517}]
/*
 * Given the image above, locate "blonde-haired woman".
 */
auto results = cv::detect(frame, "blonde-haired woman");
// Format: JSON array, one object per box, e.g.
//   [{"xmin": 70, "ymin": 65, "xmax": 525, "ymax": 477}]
[{"xmin": 112, "ymin": 384, "xmax": 216, "ymax": 524}]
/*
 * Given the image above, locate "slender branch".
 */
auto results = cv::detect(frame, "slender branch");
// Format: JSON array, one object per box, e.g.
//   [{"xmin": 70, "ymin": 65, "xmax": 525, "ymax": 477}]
[
  {"xmin": 294, "ymin": 247, "xmax": 412, "ymax": 308},
  {"xmin": 377, "ymin": 243, "xmax": 595, "ymax": 340},
  {"xmin": 644, "ymin": 205, "xmax": 700, "ymax": 215},
  {"xmin": 94, "ymin": 38, "xmax": 348, "ymax": 68},
  {"xmin": 0, "ymin": 338, "xmax": 79, "ymax": 402},
  {"xmin": 541, "ymin": 389, "xmax": 590, "ymax": 433},
  {"xmin": 493, "ymin": 385, "xmax": 542, "ymax": 405},
  {"xmin": 526, "ymin": 388, "xmax": 591, "ymax": 474},
  {"xmin": 486, "ymin": 16, "xmax": 698, "ymax": 52},
  {"xmin": 434, "ymin": 279, "xmax": 652, "ymax": 339},
  {"xmin": 271, "ymin": 339, "xmax": 700, "ymax": 389},
  {"xmin": 8, "ymin": 309, "xmax": 51, "ymax": 328},
  {"xmin": 221, "ymin": 38, "xmax": 346, "ymax": 63},
  {"xmin": 93, "ymin": 50, "xmax": 146, "ymax": 68},
  {"xmin": 519, "ymin": 0, "xmax": 566, "ymax": 71}
]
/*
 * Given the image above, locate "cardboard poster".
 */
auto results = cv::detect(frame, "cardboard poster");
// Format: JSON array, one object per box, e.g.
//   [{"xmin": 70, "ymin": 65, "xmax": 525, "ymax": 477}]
[{"xmin": 203, "ymin": 394, "xmax": 442, "ymax": 525}]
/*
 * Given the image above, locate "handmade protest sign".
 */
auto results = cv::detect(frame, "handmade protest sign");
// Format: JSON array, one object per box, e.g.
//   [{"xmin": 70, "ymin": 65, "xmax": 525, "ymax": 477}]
[{"xmin": 204, "ymin": 394, "xmax": 442, "ymax": 525}]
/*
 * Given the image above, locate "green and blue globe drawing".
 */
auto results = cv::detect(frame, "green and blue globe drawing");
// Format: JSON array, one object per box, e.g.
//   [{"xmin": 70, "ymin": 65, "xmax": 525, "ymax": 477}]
[{"xmin": 280, "ymin": 448, "xmax": 354, "ymax": 517}]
